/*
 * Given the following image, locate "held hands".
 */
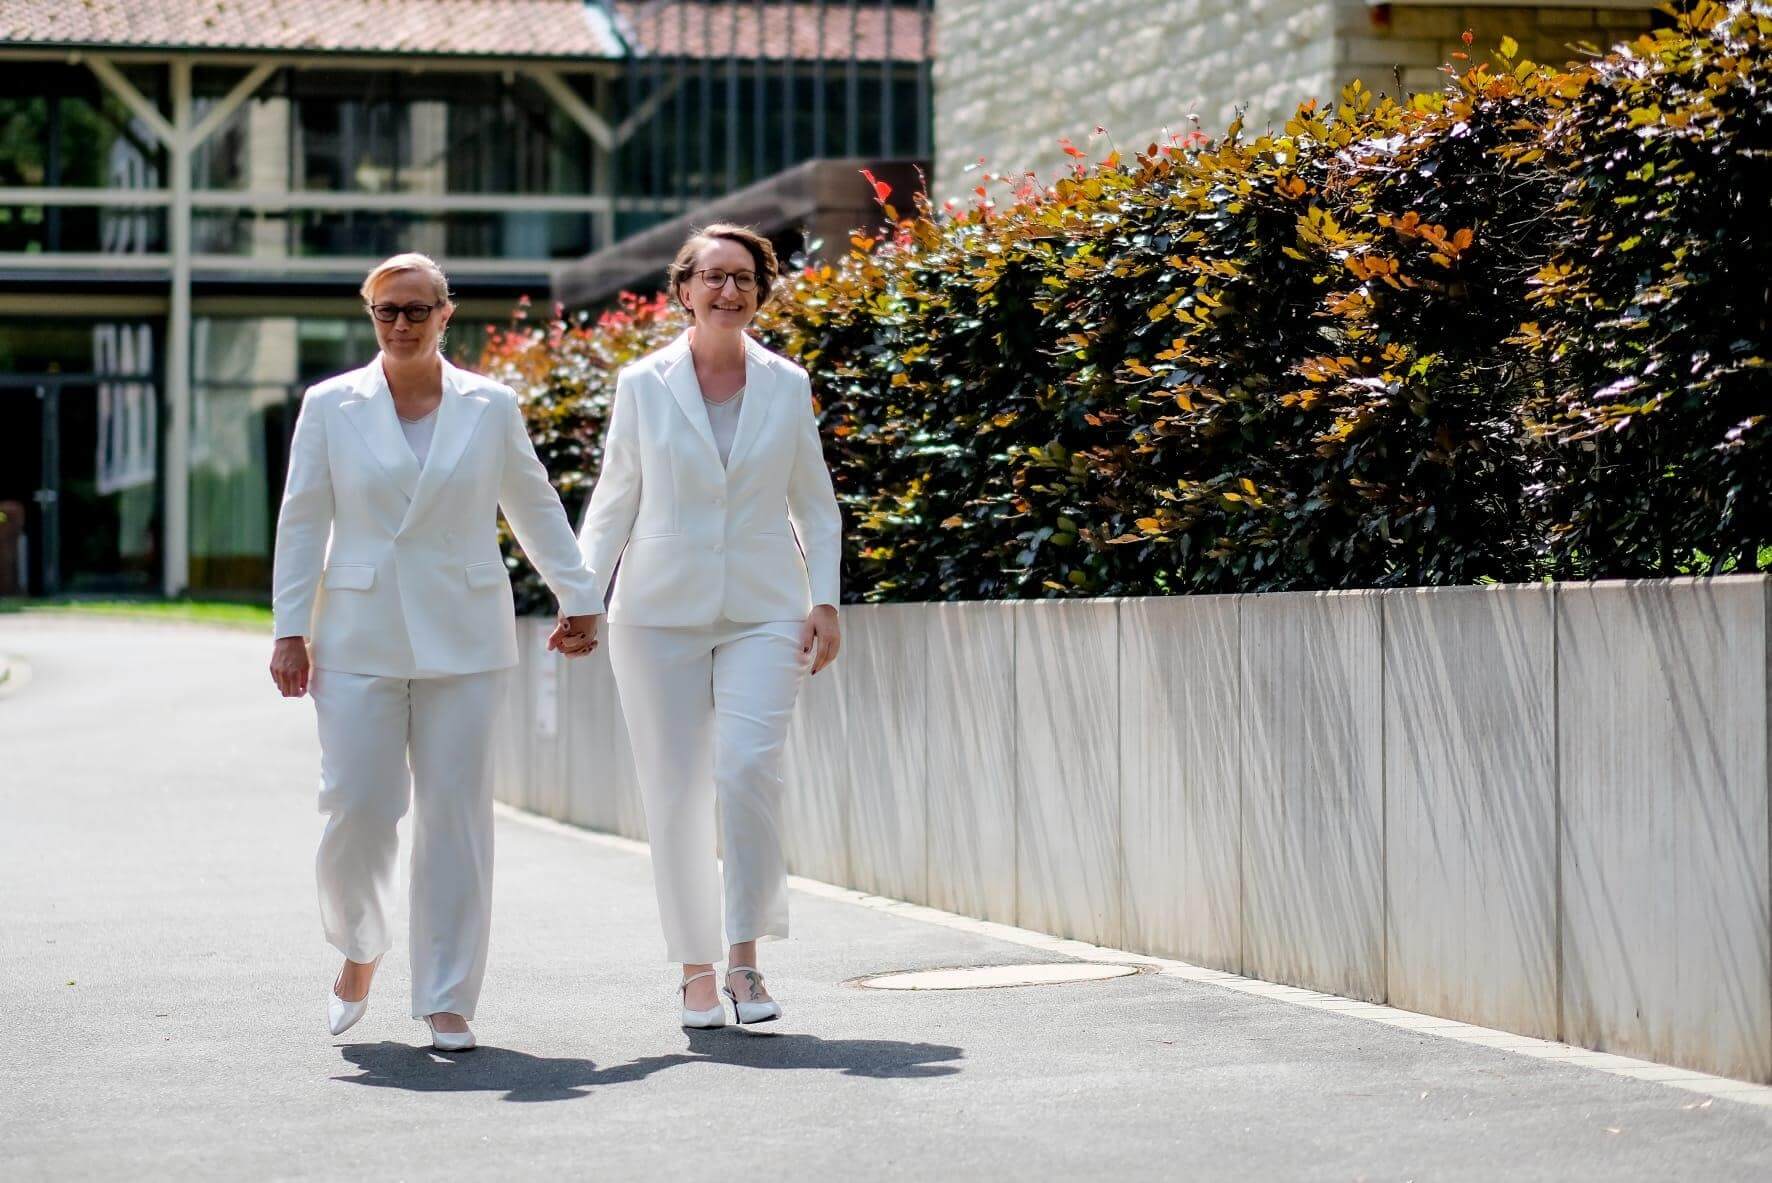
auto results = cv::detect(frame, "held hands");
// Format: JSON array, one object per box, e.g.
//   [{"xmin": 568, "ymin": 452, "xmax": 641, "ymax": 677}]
[
  {"xmin": 269, "ymin": 636, "xmax": 312, "ymax": 698},
  {"xmin": 548, "ymin": 613, "xmax": 601, "ymax": 658},
  {"xmin": 801, "ymin": 604, "xmax": 841, "ymax": 675}
]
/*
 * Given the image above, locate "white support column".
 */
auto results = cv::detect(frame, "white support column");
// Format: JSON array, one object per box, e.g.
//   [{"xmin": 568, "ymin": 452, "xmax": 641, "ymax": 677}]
[
  {"xmin": 165, "ymin": 59, "xmax": 193, "ymax": 597},
  {"xmin": 85, "ymin": 54, "xmax": 277, "ymax": 597}
]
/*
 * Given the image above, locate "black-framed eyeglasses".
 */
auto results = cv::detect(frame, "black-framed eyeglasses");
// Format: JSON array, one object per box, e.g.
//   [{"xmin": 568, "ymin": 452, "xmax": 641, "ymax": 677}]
[
  {"xmin": 693, "ymin": 268, "xmax": 758, "ymax": 292},
  {"xmin": 367, "ymin": 301, "xmax": 442, "ymax": 324}
]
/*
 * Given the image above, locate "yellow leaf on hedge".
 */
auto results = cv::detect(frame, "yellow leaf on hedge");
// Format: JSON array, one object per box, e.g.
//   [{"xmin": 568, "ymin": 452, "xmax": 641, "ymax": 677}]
[
  {"xmin": 1135, "ymin": 517, "xmax": 1162, "ymax": 534},
  {"xmin": 1499, "ymin": 35, "xmax": 1519, "ymax": 58}
]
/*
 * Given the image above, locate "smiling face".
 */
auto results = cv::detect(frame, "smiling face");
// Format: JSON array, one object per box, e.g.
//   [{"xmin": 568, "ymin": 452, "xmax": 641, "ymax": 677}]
[
  {"xmin": 676, "ymin": 236, "xmax": 761, "ymax": 331},
  {"xmin": 366, "ymin": 268, "xmax": 453, "ymax": 361}
]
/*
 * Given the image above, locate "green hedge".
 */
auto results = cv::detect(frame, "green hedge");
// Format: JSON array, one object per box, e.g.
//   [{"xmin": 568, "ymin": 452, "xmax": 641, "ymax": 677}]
[{"xmin": 483, "ymin": 2, "xmax": 1771, "ymax": 610}]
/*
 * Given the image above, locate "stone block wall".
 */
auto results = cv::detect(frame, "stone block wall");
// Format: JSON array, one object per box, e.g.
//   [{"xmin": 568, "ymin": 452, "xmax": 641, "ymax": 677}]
[
  {"xmin": 933, "ymin": 0, "xmax": 1658, "ymax": 200},
  {"xmin": 1344, "ymin": 2, "xmax": 1656, "ymax": 97}
]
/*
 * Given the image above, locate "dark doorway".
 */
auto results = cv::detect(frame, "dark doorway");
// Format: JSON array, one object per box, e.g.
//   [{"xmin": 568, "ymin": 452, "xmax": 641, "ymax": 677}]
[{"xmin": 0, "ymin": 373, "xmax": 161, "ymax": 596}]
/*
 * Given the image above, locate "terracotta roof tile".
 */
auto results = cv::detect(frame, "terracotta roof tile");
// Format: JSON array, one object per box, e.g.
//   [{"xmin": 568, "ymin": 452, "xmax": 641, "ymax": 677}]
[
  {"xmin": 613, "ymin": 2, "xmax": 933, "ymax": 63},
  {"xmin": 0, "ymin": 0, "xmax": 625, "ymax": 59}
]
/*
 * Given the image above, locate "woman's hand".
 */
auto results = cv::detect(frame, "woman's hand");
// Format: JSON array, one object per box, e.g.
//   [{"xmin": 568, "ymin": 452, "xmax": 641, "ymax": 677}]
[
  {"xmin": 548, "ymin": 613, "xmax": 601, "ymax": 658},
  {"xmin": 801, "ymin": 604, "xmax": 841, "ymax": 676},
  {"xmin": 270, "ymin": 636, "xmax": 312, "ymax": 698}
]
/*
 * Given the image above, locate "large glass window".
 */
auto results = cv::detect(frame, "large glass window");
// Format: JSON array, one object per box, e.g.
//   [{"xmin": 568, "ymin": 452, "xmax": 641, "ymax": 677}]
[
  {"xmin": 0, "ymin": 63, "xmax": 169, "ymax": 255},
  {"xmin": 192, "ymin": 209, "xmax": 596, "ymax": 261},
  {"xmin": 0, "ymin": 319, "xmax": 162, "ymax": 595},
  {"xmin": 611, "ymin": 62, "xmax": 925, "ymax": 209},
  {"xmin": 0, "ymin": 63, "xmax": 168, "ymax": 190},
  {"xmin": 189, "ymin": 315, "xmax": 481, "ymax": 596},
  {"xmin": 190, "ymin": 69, "xmax": 595, "ymax": 197}
]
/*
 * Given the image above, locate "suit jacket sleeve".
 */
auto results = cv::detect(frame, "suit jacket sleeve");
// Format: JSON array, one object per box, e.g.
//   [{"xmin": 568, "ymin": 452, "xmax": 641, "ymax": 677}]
[
  {"xmin": 496, "ymin": 395, "xmax": 603, "ymax": 617},
  {"xmin": 575, "ymin": 367, "xmax": 643, "ymax": 611},
  {"xmin": 786, "ymin": 370, "xmax": 843, "ymax": 608},
  {"xmin": 270, "ymin": 389, "xmax": 335, "ymax": 640}
]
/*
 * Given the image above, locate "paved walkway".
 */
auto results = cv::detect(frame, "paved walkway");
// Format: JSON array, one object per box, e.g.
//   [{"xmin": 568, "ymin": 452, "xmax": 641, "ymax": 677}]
[{"xmin": 4, "ymin": 615, "xmax": 1772, "ymax": 1180}]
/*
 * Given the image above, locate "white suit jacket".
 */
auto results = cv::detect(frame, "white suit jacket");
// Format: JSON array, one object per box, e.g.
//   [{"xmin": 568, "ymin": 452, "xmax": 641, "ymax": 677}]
[
  {"xmin": 577, "ymin": 331, "xmax": 841, "ymax": 627},
  {"xmin": 272, "ymin": 355, "xmax": 601, "ymax": 677}
]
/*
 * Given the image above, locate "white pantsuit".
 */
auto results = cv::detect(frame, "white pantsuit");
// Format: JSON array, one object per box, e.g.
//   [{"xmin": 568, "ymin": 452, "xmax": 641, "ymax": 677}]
[
  {"xmin": 608, "ymin": 619, "xmax": 806, "ymax": 963},
  {"xmin": 578, "ymin": 331, "xmax": 842, "ymax": 964},
  {"xmin": 273, "ymin": 354, "xmax": 599, "ymax": 1017},
  {"xmin": 311, "ymin": 667, "xmax": 502, "ymax": 1017}
]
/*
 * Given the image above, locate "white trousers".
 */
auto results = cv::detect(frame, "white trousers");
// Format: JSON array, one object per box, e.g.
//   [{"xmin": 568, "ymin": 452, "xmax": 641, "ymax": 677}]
[
  {"xmin": 310, "ymin": 666, "xmax": 503, "ymax": 1019},
  {"xmin": 608, "ymin": 617, "xmax": 809, "ymax": 964}
]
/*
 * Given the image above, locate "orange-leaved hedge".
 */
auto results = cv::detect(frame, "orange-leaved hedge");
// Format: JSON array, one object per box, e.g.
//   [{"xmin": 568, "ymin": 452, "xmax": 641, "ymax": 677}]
[{"xmin": 483, "ymin": 1, "xmax": 1771, "ymax": 610}]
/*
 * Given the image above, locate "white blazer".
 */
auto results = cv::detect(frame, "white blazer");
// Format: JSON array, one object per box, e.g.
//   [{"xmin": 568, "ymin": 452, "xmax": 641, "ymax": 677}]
[
  {"xmin": 577, "ymin": 331, "xmax": 841, "ymax": 627},
  {"xmin": 272, "ymin": 356, "xmax": 601, "ymax": 678}
]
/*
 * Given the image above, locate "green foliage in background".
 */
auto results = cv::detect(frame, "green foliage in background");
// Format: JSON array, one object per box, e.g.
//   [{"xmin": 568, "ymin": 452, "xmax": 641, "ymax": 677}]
[{"xmin": 483, "ymin": 2, "xmax": 1771, "ymax": 608}]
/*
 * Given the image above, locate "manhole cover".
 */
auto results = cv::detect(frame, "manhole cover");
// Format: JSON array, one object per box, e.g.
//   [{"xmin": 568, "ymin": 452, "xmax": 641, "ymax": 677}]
[{"xmin": 853, "ymin": 963, "xmax": 1142, "ymax": 990}]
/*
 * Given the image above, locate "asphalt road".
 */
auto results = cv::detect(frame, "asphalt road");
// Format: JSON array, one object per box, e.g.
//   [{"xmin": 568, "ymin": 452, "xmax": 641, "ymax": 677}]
[{"xmin": 4, "ymin": 614, "xmax": 1771, "ymax": 1181}]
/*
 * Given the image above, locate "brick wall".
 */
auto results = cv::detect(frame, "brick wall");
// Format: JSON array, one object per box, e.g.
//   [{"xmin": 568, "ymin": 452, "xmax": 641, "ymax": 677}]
[{"xmin": 933, "ymin": 0, "xmax": 1657, "ymax": 200}]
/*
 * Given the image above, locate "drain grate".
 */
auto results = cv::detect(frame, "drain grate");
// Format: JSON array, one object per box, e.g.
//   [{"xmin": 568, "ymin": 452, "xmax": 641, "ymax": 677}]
[{"xmin": 852, "ymin": 963, "xmax": 1142, "ymax": 991}]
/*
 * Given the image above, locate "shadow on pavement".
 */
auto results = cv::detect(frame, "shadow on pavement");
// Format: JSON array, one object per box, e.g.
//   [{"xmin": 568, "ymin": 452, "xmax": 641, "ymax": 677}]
[
  {"xmin": 335, "ymin": 1032, "xmax": 962, "ymax": 1101},
  {"xmin": 680, "ymin": 1028, "xmax": 963, "ymax": 1078}
]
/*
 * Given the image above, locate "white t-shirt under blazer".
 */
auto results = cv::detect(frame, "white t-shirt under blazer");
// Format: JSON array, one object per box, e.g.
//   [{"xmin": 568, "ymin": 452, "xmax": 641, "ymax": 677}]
[
  {"xmin": 577, "ymin": 331, "xmax": 842, "ymax": 627},
  {"xmin": 272, "ymin": 355, "xmax": 601, "ymax": 678}
]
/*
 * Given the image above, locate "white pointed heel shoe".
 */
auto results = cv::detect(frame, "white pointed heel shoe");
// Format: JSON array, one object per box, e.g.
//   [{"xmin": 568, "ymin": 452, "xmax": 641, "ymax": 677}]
[
  {"xmin": 723, "ymin": 966, "xmax": 782, "ymax": 1025},
  {"xmin": 327, "ymin": 956, "xmax": 380, "ymax": 1037},
  {"xmin": 424, "ymin": 1015, "xmax": 477, "ymax": 1052},
  {"xmin": 680, "ymin": 969, "xmax": 728, "ymax": 1029}
]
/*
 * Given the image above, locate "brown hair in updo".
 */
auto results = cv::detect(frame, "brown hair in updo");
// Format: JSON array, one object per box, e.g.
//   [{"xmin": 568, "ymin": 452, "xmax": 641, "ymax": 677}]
[{"xmin": 668, "ymin": 223, "xmax": 778, "ymax": 320}]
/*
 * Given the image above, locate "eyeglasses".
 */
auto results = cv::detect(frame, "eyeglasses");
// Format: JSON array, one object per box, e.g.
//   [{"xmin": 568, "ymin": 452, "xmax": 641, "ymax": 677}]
[
  {"xmin": 692, "ymin": 268, "xmax": 758, "ymax": 292},
  {"xmin": 366, "ymin": 301, "xmax": 442, "ymax": 324}
]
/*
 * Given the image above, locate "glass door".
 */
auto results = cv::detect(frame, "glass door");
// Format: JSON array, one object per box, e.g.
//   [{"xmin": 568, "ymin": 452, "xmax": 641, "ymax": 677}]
[{"xmin": 0, "ymin": 378, "xmax": 43, "ymax": 595}]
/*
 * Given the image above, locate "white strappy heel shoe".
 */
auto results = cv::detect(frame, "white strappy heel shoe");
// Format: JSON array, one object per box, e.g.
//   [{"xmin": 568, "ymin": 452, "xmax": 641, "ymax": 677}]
[
  {"xmin": 424, "ymin": 1014, "xmax": 477, "ymax": 1052},
  {"xmin": 723, "ymin": 966, "xmax": 782, "ymax": 1025},
  {"xmin": 680, "ymin": 969, "xmax": 728, "ymax": 1029}
]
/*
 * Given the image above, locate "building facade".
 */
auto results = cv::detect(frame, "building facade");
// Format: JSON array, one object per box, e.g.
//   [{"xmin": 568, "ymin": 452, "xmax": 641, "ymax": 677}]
[
  {"xmin": 932, "ymin": 0, "xmax": 1658, "ymax": 202},
  {"xmin": 0, "ymin": 0, "xmax": 931, "ymax": 599}
]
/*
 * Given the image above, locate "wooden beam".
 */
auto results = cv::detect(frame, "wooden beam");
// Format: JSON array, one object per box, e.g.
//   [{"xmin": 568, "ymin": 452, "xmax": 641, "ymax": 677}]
[
  {"xmin": 84, "ymin": 55, "xmax": 177, "ymax": 146},
  {"xmin": 525, "ymin": 66, "xmax": 615, "ymax": 150},
  {"xmin": 186, "ymin": 61, "xmax": 277, "ymax": 150}
]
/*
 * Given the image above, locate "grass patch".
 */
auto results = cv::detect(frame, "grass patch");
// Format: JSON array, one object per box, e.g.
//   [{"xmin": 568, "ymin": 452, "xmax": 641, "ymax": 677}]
[{"xmin": 0, "ymin": 597, "xmax": 272, "ymax": 631}]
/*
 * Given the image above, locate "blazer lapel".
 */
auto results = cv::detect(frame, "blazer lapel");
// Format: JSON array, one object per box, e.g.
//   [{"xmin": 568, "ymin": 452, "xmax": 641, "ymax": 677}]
[
  {"xmin": 724, "ymin": 337, "xmax": 778, "ymax": 473},
  {"xmin": 397, "ymin": 362, "xmax": 491, "ymax": 535},
  {"xmin": 337, "ymin": 357, "xmax": 421, "ymax": 501},
  {"xmin": 660, "ymin": 333, "xmax": 721, "ymax": 462}
]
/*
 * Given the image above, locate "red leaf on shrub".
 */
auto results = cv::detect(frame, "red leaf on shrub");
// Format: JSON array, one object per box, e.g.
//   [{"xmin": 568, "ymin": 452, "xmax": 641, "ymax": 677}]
[
  {"xmin": 860, "ymin": 168, "xmax": 892, "ymax": 204},
  {"xmin": 1058, "ymin": 136, "xmax": 1087, "ymax": 159}
]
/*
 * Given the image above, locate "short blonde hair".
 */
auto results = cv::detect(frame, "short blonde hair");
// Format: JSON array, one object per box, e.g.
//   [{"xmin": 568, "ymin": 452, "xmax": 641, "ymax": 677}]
[{"xmin": 360, "ymin": 252, "xmax": 452, "ymax": 305}]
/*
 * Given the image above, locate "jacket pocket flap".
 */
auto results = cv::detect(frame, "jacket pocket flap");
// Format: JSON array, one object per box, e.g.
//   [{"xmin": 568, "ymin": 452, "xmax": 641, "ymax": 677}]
[
  {"xmin": 464, "ymin": 560, "xmax": 508, "ymax": 589},
  {"xmin": 322, "ymin": 563, "xmax": 375, "ymax": 591}
]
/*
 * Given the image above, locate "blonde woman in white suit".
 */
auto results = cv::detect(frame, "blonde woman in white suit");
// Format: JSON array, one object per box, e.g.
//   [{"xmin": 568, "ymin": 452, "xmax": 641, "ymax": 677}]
[
  {"xmin": 269, "ymin": 253, "xmax": 600, "ymax": 1051},
  {"xmin": 570, "ymin": 223, "xmax": 843, "ymax": 1028}
]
